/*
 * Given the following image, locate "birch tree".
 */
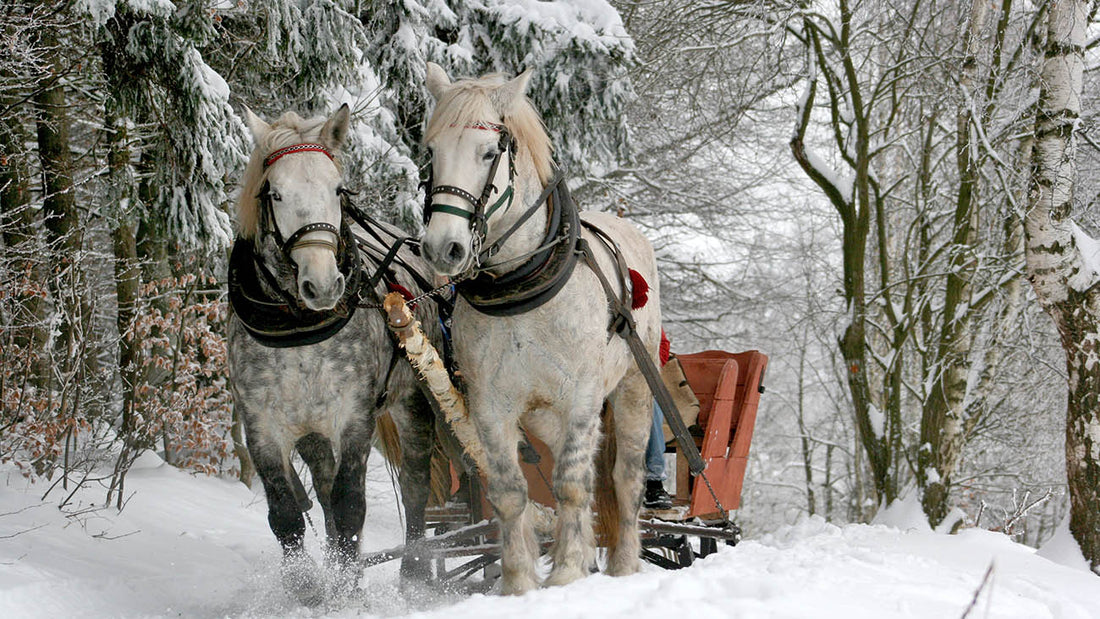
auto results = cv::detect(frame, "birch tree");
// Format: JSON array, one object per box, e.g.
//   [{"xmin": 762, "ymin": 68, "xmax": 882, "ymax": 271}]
[
  {"xmin": 1024, "ymin": 0, "xmax": 1100, "ymax": 573},
  {"xmin": 790, "ymin": 0, "xmax": 1035, "ymax": 522}
]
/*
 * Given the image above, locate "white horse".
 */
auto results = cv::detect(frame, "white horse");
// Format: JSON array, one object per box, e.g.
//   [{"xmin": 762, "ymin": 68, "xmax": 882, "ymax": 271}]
[
  {"xmin": 228, "ymin": 105, "xmax": 440, "ymax": 605},
  {"xmin": 419, "ymin": 63, "xmax": 661, "ymax": 594}
]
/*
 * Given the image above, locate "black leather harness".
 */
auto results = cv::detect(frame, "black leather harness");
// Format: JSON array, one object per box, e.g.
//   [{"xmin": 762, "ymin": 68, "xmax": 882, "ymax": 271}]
[
  {"xmin": 228, "ymin": 219, "xmax": 363, "ymax": 348},
  {"xmin": 457, "ymin": 176, "xmax": 580, "ymax": 316}
]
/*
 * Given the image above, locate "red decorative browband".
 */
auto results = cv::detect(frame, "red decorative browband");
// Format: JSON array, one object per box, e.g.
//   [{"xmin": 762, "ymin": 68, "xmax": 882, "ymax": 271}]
[{"xmin": 263, "ymin": 143, "xmax": 334, "ymax": 168}]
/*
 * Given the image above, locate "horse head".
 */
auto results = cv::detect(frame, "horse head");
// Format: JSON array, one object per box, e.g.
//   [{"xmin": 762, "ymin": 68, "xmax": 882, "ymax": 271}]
[
  {"xmin": 240, "ymin": 105, "xmax": 351, "ymax": 311},
  {"xmin": 420, "ymin": 62, "xmax": 552, "ymax": 277}
]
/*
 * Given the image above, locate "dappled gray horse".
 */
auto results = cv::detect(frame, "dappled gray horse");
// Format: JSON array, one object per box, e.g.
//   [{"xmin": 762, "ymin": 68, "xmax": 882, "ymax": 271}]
[
  {"xmin": 228, "ymin": 105, "xmax": 438, "ymax": 605},
  {"xmin": 419, "ymin": 64, "xmax": 662, "ymax": 594}
]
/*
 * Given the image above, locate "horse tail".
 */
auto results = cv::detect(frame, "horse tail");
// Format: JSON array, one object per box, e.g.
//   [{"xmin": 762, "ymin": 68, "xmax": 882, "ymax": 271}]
[
  {"xmin": 375, "ymin": 410, "xmax": 455, "ymax": 506},
  {"xmin": 428, "ymin": 442, "xmax": 454, "ymax": 506},
  {"xmin": 374, "ymin": 412, "xmax": 402, "ymax": 479},
  {"xmin": 594, "ymin": 400, "xmax": 621, "ymax": 551}
]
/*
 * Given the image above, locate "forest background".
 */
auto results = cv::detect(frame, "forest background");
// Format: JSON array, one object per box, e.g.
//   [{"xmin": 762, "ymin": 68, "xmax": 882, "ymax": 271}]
[{"xmin": 2, "ymin": 0, "xmax": 1098, "ymax": 572}]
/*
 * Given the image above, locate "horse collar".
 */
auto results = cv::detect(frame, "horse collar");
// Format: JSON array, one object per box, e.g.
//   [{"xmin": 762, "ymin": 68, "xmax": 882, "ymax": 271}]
[
  {"xmin": 456, "ymin": 178, "xmax": 580, "ymax": 316},
  {"xmin": 228, "ymin": 219, "xmax": 363, "ymax": 348}
]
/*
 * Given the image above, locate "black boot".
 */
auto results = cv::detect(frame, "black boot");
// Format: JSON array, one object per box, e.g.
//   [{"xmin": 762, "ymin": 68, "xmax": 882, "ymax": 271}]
[{"xmin": 643, "ymin": 479, "xmax": 672, "ymax": 510}]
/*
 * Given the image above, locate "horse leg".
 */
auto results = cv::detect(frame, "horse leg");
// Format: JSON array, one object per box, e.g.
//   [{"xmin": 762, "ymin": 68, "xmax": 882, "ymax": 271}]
[
  {"xmin": 475, "ymin": 407, "xmax": 539, "ymax": 595},
  {"xmin": 604, "ymin": 371, "xmax": 651, "ymax": 576},
  {"xmin": 391, "ymin": 390, "xmax": 435, "ymax": 583},
  {"xmin": 296, "ymin": 433, "xmax": 336, "ymax": 539},
  {"xmin": 544, "ymin": 398, "xmax": 602, "ymax": 587},
  {"xmin": 325, "ymin": 420, "xmax": 372, "ymax": 594},
  {"xmin": 247, "ymin": 435, "xmax": 324, "ymax": 606}
]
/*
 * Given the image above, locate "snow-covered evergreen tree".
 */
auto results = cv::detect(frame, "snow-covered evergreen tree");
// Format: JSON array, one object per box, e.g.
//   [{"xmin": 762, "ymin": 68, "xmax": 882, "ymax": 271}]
[
  {"xmin": 361, "ymin": 0, "xmax": 635, "ymax": 221},
  {"xmin": 92, "ymin": 0, "xmax": 248, "ymax": 248}
]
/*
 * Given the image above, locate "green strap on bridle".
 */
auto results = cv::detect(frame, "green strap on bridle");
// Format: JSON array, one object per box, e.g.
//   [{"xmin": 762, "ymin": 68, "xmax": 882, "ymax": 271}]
[
  {"xmin": 429, "ymin": 203, "xmax": 475, "ymax": 220},
  {"xmin": 485, "ymin": 185, "xmax": 514, "ymax": 219},
  {"xmin": 432, "ymin": 185, "xmax": 513, "ymax": 222}
]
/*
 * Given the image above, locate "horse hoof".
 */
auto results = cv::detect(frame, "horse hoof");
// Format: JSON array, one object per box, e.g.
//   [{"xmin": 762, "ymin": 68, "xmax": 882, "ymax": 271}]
[
  {"xmin": 500, "ymin": 573, "xmax": 540, "ymax": 596},
  {"xmin": 543, "ymin": 566, "xmax": 586, "ymax": 588},
  {"xmin": 604, "ymin": 561, "xmax": 641, "ymax": 577},
  {"xmin": 324, "ymin": 547, "xmax": 363, "ymax": 596},
  {"xmin": 282, "ymin": 552, "xmax": 324, "ymax": 607},
  {"xmin": 399, "ymin": 551, "xmax": 433, "ymax": 583}
]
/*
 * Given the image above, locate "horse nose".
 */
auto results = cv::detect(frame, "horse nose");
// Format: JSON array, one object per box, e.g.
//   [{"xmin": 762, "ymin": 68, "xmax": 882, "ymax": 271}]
[
  {"xmin": 423, "ymin": 238, "xmax": 468, "ymax": 271},
  {"xmin": 300, "ymin": 273, "xmax": 345, "ymax": 310},
  {"xmin": 444, "ymin": 241, "xmax": 467, "ymax": 266}
]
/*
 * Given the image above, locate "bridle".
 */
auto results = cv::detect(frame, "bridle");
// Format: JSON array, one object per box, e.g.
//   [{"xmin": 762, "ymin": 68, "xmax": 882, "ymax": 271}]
[
  {"xmin": 257, "ymin": 143, "xmax": 345, "ymax": 261},
  {"xmin": 422, "ymin": 121, "xmax": 516, "ymax": 243}
]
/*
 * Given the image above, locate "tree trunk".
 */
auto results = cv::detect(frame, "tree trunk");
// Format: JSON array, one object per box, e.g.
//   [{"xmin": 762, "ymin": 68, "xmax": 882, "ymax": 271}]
[
  {"xmin": 1023, "ymin": 0, "xmax": 1100, "ymax": 573},
  {"xmin": 0, "ymin": 98, "xmax": 48, "ymax": 387},
  {"xmin": 31, "ymin": 28, "xmax": 81, "ymax": 376},
  {"xmin": 791, "ymin": 16, "xmax": 896, "ymax": 509},
  {"xmin": 105, "ymin": 104, "xmax": 143, "ymax": 455},
  {"xmin": 919, "ymin": 0, "xmax": 990, "ymax": 527}
]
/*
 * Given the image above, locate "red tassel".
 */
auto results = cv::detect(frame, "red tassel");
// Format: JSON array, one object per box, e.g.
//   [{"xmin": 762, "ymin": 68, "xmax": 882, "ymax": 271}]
[
  {"xmin": 629, "ymin": 268, "xmax": 648, "ymax": 310},
  {"xmin": 387, "ymin": 282, "xmax": 416, "ymax": 308}
]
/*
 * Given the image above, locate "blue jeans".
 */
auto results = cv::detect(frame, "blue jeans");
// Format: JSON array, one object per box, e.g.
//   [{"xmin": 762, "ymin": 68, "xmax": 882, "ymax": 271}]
[{"xmin": 646, "ymin": 400, "xmax": 666, "ymax": 481}]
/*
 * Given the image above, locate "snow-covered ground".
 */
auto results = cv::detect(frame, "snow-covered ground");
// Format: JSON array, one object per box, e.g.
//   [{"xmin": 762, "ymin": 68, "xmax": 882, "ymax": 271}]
[{"xmin": 1, "ymin": 453, "xmax": 1097, "ymax": 619}]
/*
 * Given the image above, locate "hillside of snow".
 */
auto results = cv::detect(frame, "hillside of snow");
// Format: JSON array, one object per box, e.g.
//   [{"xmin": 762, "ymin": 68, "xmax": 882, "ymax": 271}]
[{"xmin": 0, "ymin": 453, "xmax": 1097, "ymax": 618}]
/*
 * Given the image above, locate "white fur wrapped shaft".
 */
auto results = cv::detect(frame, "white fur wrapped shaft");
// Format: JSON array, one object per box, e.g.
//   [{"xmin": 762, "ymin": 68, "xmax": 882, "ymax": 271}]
[
  {"xmin": 383, "ymin": 292, "xmax": 556, "ymax": 537},
  {"xmin": 383, "ymin": 292, "xmax": 488, "ymax": 473}
]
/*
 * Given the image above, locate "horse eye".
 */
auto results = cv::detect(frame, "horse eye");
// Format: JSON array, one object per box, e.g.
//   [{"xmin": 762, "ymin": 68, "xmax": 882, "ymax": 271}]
[
  {"xmin": 483, "ymin": 150, "xmax": 498, "ymax": 161},
  {"xmin": 270, "ymin": 190, "xmax": 282, "ymax": 201}
]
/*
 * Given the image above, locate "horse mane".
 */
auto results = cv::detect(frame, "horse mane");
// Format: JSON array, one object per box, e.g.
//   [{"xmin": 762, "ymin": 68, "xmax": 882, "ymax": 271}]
[
  {"xmin": 424, "ymin": 74, "xmax": 555, "ymax": 186},
  {"xmin": 236, "ymin": 111, "xmax": 340, "ymax": 240}
]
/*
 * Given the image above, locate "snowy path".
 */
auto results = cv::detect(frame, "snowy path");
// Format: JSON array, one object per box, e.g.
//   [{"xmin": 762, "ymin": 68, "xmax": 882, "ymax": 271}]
[{"xmin": 0, "ymin": 454, "xmax": 1097, "ymax": 618}]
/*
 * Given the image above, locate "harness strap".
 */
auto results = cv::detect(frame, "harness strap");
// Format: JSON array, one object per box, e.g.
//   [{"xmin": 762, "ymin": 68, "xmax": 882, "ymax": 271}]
[
  {"xmin": 424, "ymin": 125, "xmax": 515, "ymax": 237},
  {"xmin": 281, "ymin": 221, "xmax": 339, "ymax": 256},
  {"xmin": 264, "ymin": 143, "xmax": 333, "ymax": 168},
  {"xmin": 575, "ymin": 236, "xmax": 711, "ymax": 483},
  {"xmin": 479, "ymin": 171, "xmax": 564, "ymax": 262},
  {"xmin": 342, "ymin": 197, "xmax": 448, "ymax": 313}
]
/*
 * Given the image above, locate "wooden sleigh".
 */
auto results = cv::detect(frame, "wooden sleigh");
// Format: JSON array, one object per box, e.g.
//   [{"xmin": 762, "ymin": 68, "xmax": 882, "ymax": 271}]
[{"xmin": 362, "ymin": 347, "xmax": 769, "ymax": 584}]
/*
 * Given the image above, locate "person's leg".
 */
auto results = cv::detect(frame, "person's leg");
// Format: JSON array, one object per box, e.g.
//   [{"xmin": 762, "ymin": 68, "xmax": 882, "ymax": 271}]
[
  {"xmin": 644, "ymin": 401, "xmax": 672, "ymax": 509},
  {"xmin": 645, "ymin": 400, "xmax": 665, "ymax": 481}
]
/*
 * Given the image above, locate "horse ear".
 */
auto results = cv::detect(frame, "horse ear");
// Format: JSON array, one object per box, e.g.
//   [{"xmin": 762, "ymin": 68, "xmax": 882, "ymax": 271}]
[
  {"xmin": 243, "ymin": 106, "xmax": 270, "ymax": 142},
  {"xmin": 426, "ymin": 62, "xmax": 452, "ymax": 100},
  {"xmin": 491, "ymin": 68, "xmax": 533, "ymax": 113},
  {"xmin": 321, "ymin": 103, "xmax": 351, "ymax": 149}
]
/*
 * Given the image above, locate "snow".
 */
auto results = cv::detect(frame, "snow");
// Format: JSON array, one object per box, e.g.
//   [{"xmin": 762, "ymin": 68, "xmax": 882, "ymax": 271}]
[
  {"xmin": 1037, "ymin": 514, "xmax": 1093, "ymax": 573},
  {"xmin": 1070, "ymin": 220, "xmax": 1100, "ymax": 292},
  {"xmin": 2, "ymin": 457, "xmax": 1098, "ymax": 618},
  {"xmin": 487, "ymin": 0, "xmax": 631, "ymax": 52},
  {"xmin": 867, "ymin": 404, "xmax": 884, "ymax": 439},
  {"xmin": 871, "ymin": 491, "xmax": 931, "ymax": 532},
  {"xmin": 76, "ymin": 0, "xmax": 174, "ymax": 25}
]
